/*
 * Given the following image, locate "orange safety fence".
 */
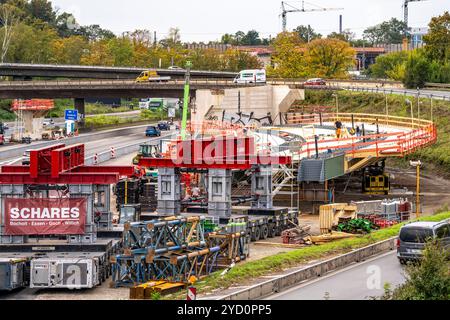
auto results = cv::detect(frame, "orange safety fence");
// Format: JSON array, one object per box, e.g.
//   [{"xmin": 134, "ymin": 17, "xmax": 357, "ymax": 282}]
[{"xmin": 285, "ymin": 112, "xmax": 437, "ymax": 159}]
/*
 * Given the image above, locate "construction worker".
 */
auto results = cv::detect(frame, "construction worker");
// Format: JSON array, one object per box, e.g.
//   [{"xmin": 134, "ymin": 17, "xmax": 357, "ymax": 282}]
[{"xmin": 356, "ymin": 125, "xmax": 361, "ymax": 137}]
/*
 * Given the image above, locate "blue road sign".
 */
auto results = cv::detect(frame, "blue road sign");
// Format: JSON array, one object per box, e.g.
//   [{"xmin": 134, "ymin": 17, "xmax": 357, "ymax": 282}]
[{"xmin": 65, "ymin": 109, "xmax": 78, "ymax": 121}]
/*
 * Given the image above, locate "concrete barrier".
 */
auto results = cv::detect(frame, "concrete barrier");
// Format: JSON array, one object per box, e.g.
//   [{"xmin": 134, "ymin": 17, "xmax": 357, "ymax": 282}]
[
  {"xmin": 219, "ymin": 237, "xmax": 397, "ymax": 300},
  {"xmin": 0, "ymin": 123, "xmax": 154, "ymax": 161}
]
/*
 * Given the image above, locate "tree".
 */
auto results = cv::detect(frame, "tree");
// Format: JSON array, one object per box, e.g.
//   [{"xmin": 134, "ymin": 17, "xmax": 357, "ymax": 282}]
[
  {"xmin": 363, "ymin": 18, "xmax": 408, "ymax": 44},
  {"xmin": 0, "ymin": 2, "xmax": 21, "ymax": 62},
  {"xmin": 423, "ymin": 11, "xmax": 450, "ymax": 62},
  {"xmin": 55, "ymin": 12, "xmax": 80, "ymax": 38},
  {"xmin": 223, "ymin": 49, "xmax": 262, "ymax": 71},
  {"xmin": 267, "ymin": 32, "xmax": 307, "ymax": 78},
  {"xmin": 293, "ymin": 25, "xmax": 321, "ymax": 43},
  {"xmin": 382, "ymin": 240, "xmax": 450, "ymax": 300},
  {"xmin": 404, "ymin": 50, "xmax": 430, "ymax": 88},
  {"xmin": 305, "ymin": 38, "xmax": 355, "ymax": 78},
  {"xmin": 51, "ymin": 35, "xmax": 88, "ymax": 64},
  {"xmin": 368, "ymin": 51, "xmax": 408, "ymax": 79},
  {"xmin": 241, "ymin": 30, "xmax": 261, "ymax": 45},
  {"xmin": 28, "ymin": 0, "xmax": 55, "ymax": 24},
  {"xmin": 221, "ymin": 33, "xmax": 234, "ymax": 45},
  {"xmin": 328, "ymin": 30, "xmax": 354, "ymax": 43},
  {"xmin": 78, "ymin": 24, "xmax": 115, "ymax": 42}
]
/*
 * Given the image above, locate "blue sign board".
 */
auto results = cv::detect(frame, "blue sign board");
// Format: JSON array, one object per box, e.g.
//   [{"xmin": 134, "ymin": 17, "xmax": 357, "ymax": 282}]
[{"xmin": 65, "ymin": 109, "xmax": 78, "ymax": 121}]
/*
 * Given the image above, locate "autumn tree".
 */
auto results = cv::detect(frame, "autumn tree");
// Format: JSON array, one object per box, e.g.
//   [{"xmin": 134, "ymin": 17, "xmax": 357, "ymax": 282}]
[
  {"xmin": 267, "ymin": 32, "xmax": 306, "ymax": 78},
  {"xmin": 51, "ymin": 35, "xmax": 88, "ymax": 64},
  {"xmin": 305, "ymin": 38, "xmax": 355, "ymax": 79},
  {"xmin": 423, "ymin": 11, "xmax": 450, "ymax": 62}
]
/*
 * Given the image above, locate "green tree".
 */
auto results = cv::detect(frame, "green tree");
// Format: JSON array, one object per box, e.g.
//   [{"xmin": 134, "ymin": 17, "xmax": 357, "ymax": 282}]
[
  {"xmin": 363, "ymin": 18, "xmax": 408, "ymax": 44},
  {"xmin": 241, "ymin": 30, "xmax": 261, "ymax": 45},
  {"xmin": 223, "ymin": 48, "xmax": 262, "ymax": 71},
  {"xmin": 368, "ymin": 51, "xmax": 408, "ymax": 79},
  {"xmin": 404, "ymin": 50, "xmax": 430, "ymax": 88},
  {"xmin": 327, "ymin": 30, "xmax": 354, "ymax": 43},
  {"xmin": 423, "ymin": 11, "xmax": 450, "ymax": 62},
  {"xmin": 78, "ymin": 24, "xmax": 115, "ymax": 42},
  {"xmin": 305, "ymin": 38, "xmax": 355, "ymax": 78},
  {"xmin": 293, "ymin": 25, "xmax": 321, "ymax": 43},
  {"xmin": 383, "ymin": 240, "xmax": 450, "ymax": 300},
  {"xmin": 28, "ymin": 0, "xmax": 55, "ymax": 24}
]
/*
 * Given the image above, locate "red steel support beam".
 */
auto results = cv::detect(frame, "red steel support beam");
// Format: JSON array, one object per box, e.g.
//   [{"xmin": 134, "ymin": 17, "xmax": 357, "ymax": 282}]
[
  {"xmin": 0, "ymin": 172, "xmax": 120, "ymax": 185},
  {"xmin": 51, "ymin": 144, "xmax": 85, "ymax": 178},
  {"xmin": 72, "ymin": 166, "xmax": 135, "ymax": 176},
  {"xmin": 30, "ymin": 143, "xmax": 65, "ymax": 178}
]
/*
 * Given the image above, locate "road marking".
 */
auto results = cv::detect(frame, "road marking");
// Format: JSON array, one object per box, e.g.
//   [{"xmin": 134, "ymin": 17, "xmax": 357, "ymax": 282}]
[{"xmin": 265, "ymin": 250, "xmax": 397, "ymax": 300}]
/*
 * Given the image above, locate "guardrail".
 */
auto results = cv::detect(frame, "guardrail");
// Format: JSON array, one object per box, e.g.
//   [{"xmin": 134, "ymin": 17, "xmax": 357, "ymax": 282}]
[{"xmin": 219, "ymin": 237, "xmax": 397, "ymax": 300}]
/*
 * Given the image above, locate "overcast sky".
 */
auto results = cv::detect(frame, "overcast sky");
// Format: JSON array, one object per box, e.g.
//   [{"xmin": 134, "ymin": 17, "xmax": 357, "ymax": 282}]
[{"xmin": 51, "ymin": 0, "xmax": 449, "ymax": 42}]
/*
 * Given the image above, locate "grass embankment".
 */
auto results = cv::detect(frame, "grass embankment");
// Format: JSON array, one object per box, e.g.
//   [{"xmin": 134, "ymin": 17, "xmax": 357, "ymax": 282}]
[
  {"xmin": 293, "ymin": 90, "xmax": 450, "ymax": 175},
  {"xmin": 0, "ymin": 98, "xmax": 141, "ymax": 121},
  {"xmin": 169, "ymin": 211, "xmax": 450, "ymax": 299},
  {"xmin": 84, "ymin": 109, "xmax": 165, "ymax": 128}
]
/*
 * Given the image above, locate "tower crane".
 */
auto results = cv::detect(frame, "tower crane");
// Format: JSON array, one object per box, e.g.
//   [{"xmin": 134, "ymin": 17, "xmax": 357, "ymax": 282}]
[
  {"xmin": 281, "ymin": 1, "xmax": 344, "ymax": 32},
  {"xmin": 403, "ymin": 0, "xmax": 428, "ymax": 34}
]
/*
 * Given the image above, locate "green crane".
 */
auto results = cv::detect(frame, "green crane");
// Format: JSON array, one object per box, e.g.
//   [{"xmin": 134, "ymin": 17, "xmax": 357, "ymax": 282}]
[{"xmin": 181, "ymin": 60, "xmax": 192, "ymax": 140}]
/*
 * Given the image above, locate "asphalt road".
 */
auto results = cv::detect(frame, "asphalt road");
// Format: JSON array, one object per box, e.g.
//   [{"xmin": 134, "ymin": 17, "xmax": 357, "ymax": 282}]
[{"xmin": 269, "ymin": 251, "xmax": 406, "ymax": 300}]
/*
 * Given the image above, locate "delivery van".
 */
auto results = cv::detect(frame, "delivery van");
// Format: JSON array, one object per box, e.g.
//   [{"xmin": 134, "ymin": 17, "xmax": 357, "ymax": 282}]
[{"xmin": 233, "ymin": 69, "xmax": 266, "ymax": 84}]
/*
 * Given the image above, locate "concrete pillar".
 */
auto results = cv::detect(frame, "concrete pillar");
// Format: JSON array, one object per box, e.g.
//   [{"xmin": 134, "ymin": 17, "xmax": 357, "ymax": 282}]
[
  {"xmin": 207, "ymin": 169, "xmax": 232, "ymax": 217},
  {"xmin": 74, "ymin": 98, "xmax": 85, "ymax": 126},
  {"xmin": 157, "ymin": 168, "xmax": 181, "ymax": 215},
  {"xmin": 251, "ymin": 165, "xmax": 273, "ymax": 209}
]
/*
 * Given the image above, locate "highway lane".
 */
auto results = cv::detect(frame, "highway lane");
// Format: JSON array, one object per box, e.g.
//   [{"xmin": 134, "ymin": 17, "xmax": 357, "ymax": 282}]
[{"xmin": 268, "ymin": 251, "xmax": 406, "ymax": 300}]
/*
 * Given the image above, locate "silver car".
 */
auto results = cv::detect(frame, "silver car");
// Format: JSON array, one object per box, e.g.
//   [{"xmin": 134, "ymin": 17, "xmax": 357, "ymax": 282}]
[{"xmin": 397, "ymin": 220, "xmax": 450, "ymax": 264}]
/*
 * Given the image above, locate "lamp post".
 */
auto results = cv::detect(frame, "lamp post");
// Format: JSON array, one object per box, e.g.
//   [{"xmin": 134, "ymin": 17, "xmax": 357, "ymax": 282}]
[{"xmin": 410, "ymin": 160, "xmax": 422, "ymax": 218}]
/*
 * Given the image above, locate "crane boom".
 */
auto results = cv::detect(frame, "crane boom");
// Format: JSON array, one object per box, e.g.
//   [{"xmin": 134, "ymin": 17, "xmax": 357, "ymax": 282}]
[
  {"xmin": 281, "ymin": 1, "xmax": 343, "ymax": 32},
  {"xmin": 403, "ymin": 0, "xmax": 427, "ymax": 33}
]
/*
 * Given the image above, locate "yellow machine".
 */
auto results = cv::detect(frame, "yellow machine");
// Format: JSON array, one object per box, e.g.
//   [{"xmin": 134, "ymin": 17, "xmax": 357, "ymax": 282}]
[
  {"xmin": 362, "ymin": 162, "xmax": 390, "ymax": 195},
  {"xmin": 136, "ymin": 70, "xmax": 171, "ymax": 82}
]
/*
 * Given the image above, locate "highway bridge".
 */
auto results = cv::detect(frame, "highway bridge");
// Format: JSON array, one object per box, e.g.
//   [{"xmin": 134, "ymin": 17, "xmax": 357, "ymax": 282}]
[{"xmin": 0, "ymin": 63, "xmax": 237, "ymax": 80}]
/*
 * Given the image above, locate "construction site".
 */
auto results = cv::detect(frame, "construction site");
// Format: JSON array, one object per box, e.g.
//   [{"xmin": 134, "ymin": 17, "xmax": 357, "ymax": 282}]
[
  {"xmin": 0, "ymin": 66, "xmax": 439, "ymax": 299},
  {"xmin": 0, "ymin": 0, "xmax": 448, "ymax": 303}
]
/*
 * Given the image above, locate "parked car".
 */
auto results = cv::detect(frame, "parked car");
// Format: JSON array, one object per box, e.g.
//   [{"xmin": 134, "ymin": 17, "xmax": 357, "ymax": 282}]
[
  {"xmin": 397, "ymin": 220, "xmax": 450, "ymax": 264},
  {"xmin": 22, "ymin": 150, "xmax": 31, "ymax": 165},
  {"xmin": 304, "ymin": 78, "xmax": 327, "ymax": 86},
  {"xmin": 157, "ymin": 121, "xmax": 170, "ymax": 131},
  {"xmin": 145, "ymin": 126, "xmax": 161, "ymax": 137}
]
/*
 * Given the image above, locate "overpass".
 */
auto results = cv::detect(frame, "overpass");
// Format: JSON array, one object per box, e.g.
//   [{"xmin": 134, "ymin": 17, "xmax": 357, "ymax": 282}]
[
  {"xmin": 0, "ymin": 79, "xmax": 260, "ymax": 99},
  {"xmin": 0, "ymin": 63, "xmax": 237, "ymax": 80}
]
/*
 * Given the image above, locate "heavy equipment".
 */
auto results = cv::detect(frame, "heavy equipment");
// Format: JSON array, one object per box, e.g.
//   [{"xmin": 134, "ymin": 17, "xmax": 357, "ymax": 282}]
[{"xmin": 362, "ymin": 162, "xmax": 390, "ymax": 195}]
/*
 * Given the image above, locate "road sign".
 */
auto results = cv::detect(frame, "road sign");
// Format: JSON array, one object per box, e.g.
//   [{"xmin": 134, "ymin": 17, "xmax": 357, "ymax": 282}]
[
  {"xmin": 186, "ymin": 286, "xmax": 196, "ymax": 300},
  {"xmin": 168, "ymin": 107, "xmax": 176, "ymax": 118},
  {"xmin": 65, "ymin": 109, "xmax": 78, "ymax": 121}
]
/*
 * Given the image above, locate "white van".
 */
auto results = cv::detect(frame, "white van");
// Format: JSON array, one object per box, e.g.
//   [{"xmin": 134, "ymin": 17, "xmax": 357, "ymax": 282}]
[{"xmin": 233, "ymin": 69, "xmax": 267, "ymax": 84}]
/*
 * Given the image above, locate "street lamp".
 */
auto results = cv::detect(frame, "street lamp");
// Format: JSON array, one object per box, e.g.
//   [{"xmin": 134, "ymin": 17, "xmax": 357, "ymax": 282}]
[{"xmin": 410, "ymin": 160, "xmax": 422, "ymax": 218}]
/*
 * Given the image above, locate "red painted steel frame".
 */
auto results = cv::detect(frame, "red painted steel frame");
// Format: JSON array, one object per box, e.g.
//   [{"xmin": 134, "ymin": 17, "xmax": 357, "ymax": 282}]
[
  {"xmin": 51, "ymin": 144, "xmax": 85, "ymax": 178},
  {"xmin": 0, "ymin": 143, "xmax": 134, "ymax": 185},
  {"xmin": 30, "ymin": 144, "xmax": 65, "ymax": 178}
]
